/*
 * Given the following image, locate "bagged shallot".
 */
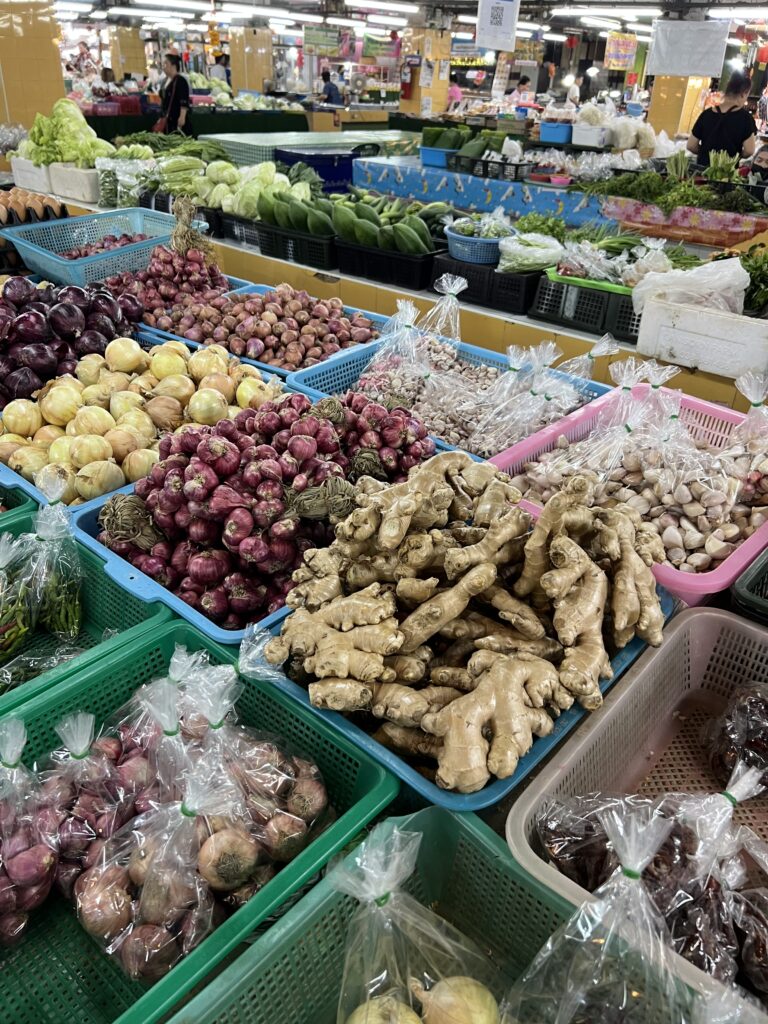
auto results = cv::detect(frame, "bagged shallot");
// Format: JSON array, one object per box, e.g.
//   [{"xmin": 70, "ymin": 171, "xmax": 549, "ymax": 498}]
[
  {"xmin": 332, "ymin": 820, "xmax": 502, "ymax": 1024},
  {"xmin": 0, "ymin": 718, "xmax": 58, "ymax": 946}
]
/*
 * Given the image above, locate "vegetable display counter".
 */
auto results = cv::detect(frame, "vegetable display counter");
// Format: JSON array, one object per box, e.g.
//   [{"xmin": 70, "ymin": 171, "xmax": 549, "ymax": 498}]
[
  {"xmin": 85, "ymin": 109, "xmax": 310, "ymax": 142},
  {"xmin": 352, "ymin": 156, "xmax": 609, "ymax": 226}
]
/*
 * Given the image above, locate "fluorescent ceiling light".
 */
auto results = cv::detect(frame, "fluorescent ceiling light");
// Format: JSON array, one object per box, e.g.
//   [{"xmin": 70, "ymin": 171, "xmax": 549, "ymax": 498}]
[
  {"xmin": 89, "ymin": 8, "xmax": 108, "ymax": 14},
  {"xmin": 586, "ymin": 64, "xmax": 600, "ymax": 75},
  {"xmin": 581, "ymin": 16, "xmax": 622, "ymax": 28},
  {"xmin": 55, "ymin": 2, "xmax": 92, "ymax": 10},
  {"xmin": 367, "ymin": 13, "xmax": 407, "ymax": 24},
  {"xmin": 222, "ymin": 4, "xmax": 292, "ymax": 17},
  {"xmin": 451, "ymin": 30, "xmax": 473, "ymax": 38},
  {"xmin": 552, "ymin": 5, "xmax": 660, "ymax": 15},
  {"xmin": 457, "ymin": 14, "xmax": 477, "ymax": 22},
  {"xmin": 517, "ymin": 21, "xmax": 541, "ymax": 29},
  {"xmin": 344, "ymin": 0, "xmax": 418, "ymax": 10},
  {"xmin": 708, "ymin": 6, "xmax": 765, "ymax": 17},
  {"xmin": 326, "ymin": 15, "xmax": 363, "ymax": 25},
  {"xmin": 543, "ymin": 31, "xmax": 567, "ymax": 39},
  {"xmin": 133, "ymin": 0, "xmax": 211, "ymax": 9},
  {"xmin": 110, "ymin": 5, "xmax": 194, "ymax": 15}
]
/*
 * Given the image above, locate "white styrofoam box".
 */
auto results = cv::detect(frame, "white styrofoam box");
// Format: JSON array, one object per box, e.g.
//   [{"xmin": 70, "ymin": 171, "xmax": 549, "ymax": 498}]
[
  {"xmin": 10, "ymin": 157, "xmax": 52, "ymax": 194},
  {"xmin": 571, "ymin": 124, "xmax": 608, "ymax": 148},
  {"xmin": 48, "ymin": 163, "xmax": 100, "ymax": 204},
  {"xmin": 637, "ymin": 297, "xmax": 768, "ymax": 379}
]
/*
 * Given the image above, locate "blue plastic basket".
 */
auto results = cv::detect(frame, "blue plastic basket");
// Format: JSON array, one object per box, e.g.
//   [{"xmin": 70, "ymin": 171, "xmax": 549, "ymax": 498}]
[
  {"xmin": 263, "ymin": 587, "xmax": 677, "ymax": 811},
  {"xmin": 445, "ymin": 226, "xmax": 502, "ymax": 265},
  {"xmin": 287, "ymin": 341, "xmax": 611, "ymax": 458},
  {"xmin": 539, "ymin": 121, "xmax": 573, "ymax": 144},
  {"xmin": 70, "ymin": 495, "xmax": 291, "ymax": 646},
  {"xmin": 420, "ymin": 146, "xmax": 458, "ymax": 168},
  {"xmin": 0, "ymin": 209, "xmax": 202, "ymax": 286},
  {"xmin": 141, "ymin": 282, "xmax": 387, "ymax": 380}
]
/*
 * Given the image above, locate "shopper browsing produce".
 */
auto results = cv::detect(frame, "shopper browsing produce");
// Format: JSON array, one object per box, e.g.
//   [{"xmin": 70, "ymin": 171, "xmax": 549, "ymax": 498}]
[
  {"xmin": 159, "ymin": 54, "xmax": 191, "ymax": 137},
  {"xmin": 687, "ymin": 70, "xmax": 757, "ymax": 166}
]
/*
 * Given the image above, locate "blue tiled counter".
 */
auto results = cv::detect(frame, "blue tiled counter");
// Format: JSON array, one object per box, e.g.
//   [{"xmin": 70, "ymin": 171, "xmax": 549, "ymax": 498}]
[{"xmin": 352, "ymin": 155, "xmax": 612, "ymax": 226}]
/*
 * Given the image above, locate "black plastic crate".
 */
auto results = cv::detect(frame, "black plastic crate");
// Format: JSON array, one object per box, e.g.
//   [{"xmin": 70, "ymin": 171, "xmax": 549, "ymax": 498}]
[
  {"xmin": 337, "ymin": 238, "xmax": 440, "ymax": 291},
  {"xmin": 220, "ymin": 215, "xmax": 337, "ymax": 270},
  {"xmin": 431, "ymin": 252, "xmax": 492, "ymax": 306},
  {"xmin": 194, "ymin": 206, "xmax": 223, "ymax": 239},
  {"xmin": 449, "ymin": 155, "xmax": 533, "ymax": 181},
  {"xmin": 605, "ymin": 291, "xmax": 640, "ymax": 344},
  {"xmin": 528, "ymin": 275, "xmax": 610, "ymax": 334},
  {"xmin": 220, "ymin": 212, "xmax": 260, "ymax": 248},
  {"xmin": 732, "ymin": 546, "xmax": 768, "ymax": 625},
  {"xmin": 489, "ymin": 270, "xmax": 542, "ymax": 315}
]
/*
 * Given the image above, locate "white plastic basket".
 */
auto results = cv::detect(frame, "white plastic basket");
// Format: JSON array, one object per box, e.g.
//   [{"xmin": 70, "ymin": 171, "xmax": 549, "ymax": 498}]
[
  {"xmin": 48, "ymin": 163, "xmax": 100, "ymax": 204},
  {"xmin": 571, "ymin": 124, "xmax": 608, "ymax": 148},
  {"xmin": 10, "ymin": 157, "xmax": 52, "ymax": 193},
  {"xmin": 505, "ymin": 607, "xmax": 768, "ymax": 1013}
]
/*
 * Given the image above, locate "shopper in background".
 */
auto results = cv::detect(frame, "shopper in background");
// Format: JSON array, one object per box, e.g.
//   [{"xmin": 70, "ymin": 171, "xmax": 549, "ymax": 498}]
[
  {"xmin": 319, "ymin": 69, "xmax": 343, "ymax": 106},
  {"xmin": 739, "ymin": 143, "xmax": 768, "ymax": 183},
  {"xmin": 508, "ymin": 75, "xmax": 532, "ymax": 103},
  {"xmin": 209, "ymin": 54, "xmax": 227, "ymax": 83},
  {"xmin": 567, "ymin": 74, "xmax": 583, "ymax": 106},
  {"xmin": 447, "ymin": 73, "xmax": 463, "ymax": 108},
  {"xmin": 759, "ymin": 84, "xmax": 768, "ymax": 131},
  {"xmin": 160, "ymin": 53, "xmax": 192, "ymax": 136},
  {"xmin": 688, "ymin": 70, "xmax": 756, "ymax": 165}
]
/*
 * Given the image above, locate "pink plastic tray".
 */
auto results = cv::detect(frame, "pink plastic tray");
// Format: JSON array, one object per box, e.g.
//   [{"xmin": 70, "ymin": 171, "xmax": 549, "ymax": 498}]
[{"xmin": 493, "ymin": 384, "xmax": 768, "ymax": 607}]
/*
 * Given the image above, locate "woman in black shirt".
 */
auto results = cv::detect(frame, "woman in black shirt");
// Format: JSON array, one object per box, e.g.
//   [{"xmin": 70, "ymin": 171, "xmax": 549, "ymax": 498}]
[
  {"xmin": 688, "ymin": 71, "xmax": 756, "ymax": 166},
  {"xmin": 161, "ymin": 53, "xmax": 192, "ymax": 136}
]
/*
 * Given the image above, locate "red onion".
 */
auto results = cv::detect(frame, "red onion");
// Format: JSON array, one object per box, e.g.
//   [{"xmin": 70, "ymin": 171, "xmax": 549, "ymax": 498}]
[{"xmin": 188, "ymin": 549, "xmax": 231, "ymax": 586}]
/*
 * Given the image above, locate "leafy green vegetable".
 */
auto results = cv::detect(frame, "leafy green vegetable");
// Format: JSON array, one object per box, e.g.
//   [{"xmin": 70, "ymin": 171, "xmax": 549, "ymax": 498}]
[
  {"xmin": 19, "ymin": 98, "xmax": 115, "ymax": 167},
  {"xmin": 515, "ymin": 213, "xmax": 567, "ymax": 242},
  {"xmin": 206, "ymin": 160, "xmax": 239, "ymax": 186}
]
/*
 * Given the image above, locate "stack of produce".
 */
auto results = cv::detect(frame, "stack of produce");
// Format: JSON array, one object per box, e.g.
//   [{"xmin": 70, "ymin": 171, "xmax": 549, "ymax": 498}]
[
  {"xmin": 0, "ymin": 188, "xmax": 65, "ymax": 226},
  {"xmin": 191, "ymin": 160, "xmax": 323, "ymax": 221},
  {"xmin": 580, "ymin": 169, "xmax": 766, "ymax": 216},
  {"xmin": 0, "ymin": 276, "xmax": 141, "ymax": 406},
  {"xmin": 510, "ymin": 366, "xmax": 768, "ymax": 574},
  {"xmin": 95, "ymin": 391, "xmax": 434, "ymax": 629},
  {"xmin": 421, "ymin": 125, "xmax": 472, "ymax": 150},
  {"xmin": 333, "ymin": 194, "xmax": 450, "ymax": 254},
  {"xmin": 13, "ymin": 99, "xmax": 114, "ymax": 168},
  {"xmin": 104, "ymin": 244, "xmax": 230, "ymax": 318},
  {"xmin": 259, "ymin": 453, "xmax": 665, "ymax": 793},
  {"xmin": 146, "ymin": 283, "xmax": 380, "ymax": 370},
  {"xmin": 112, "ymin": 133, "xmax": 229, "ymax": 163},
  {"xmin": 0, "ymin": 339, "xmax": 277, "ymax": 505},
  {"xmin": 59, "ymin": 232, "xmax": 151, "ymax": 261}
]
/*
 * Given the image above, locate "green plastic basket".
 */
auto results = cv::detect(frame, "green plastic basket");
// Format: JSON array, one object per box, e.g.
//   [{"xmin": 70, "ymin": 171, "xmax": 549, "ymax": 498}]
[
  {"xmin": 0, "ymin": 620, "xmax": 399, "ymax": 1024},
  {"xmin": 0, "ymin": 510, "xmax": 170, "ymax": 716},
  {"xmin": 0, "ymin": 483, "xmax": 38, "ymax": 521},
  {"xmin": 545, "ymin": 266, "xmax": 632, "ymax": 296},
  {"xmin": 163, "ymin": 806, "xmax": 573, "ymax": 1024}
]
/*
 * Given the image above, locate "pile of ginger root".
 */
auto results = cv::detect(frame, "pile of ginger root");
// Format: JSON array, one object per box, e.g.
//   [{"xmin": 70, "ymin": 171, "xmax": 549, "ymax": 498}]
[{"xmin": 263, "ymin": 452, "xmax": 666, "ymax": 794}]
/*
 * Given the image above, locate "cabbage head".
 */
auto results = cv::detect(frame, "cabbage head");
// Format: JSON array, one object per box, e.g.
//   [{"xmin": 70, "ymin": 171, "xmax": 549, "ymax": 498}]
[{"xmin": 206, "ymin": 160, "xmax": 239, "ymax": 186}]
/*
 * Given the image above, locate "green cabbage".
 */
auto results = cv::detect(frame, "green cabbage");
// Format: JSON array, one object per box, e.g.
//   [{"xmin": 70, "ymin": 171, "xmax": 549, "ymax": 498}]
[
  {"xmin": 220, "ymin": 191, "xmax": 235, "ymax": 214},
  {"xmin": 208, "ymin": 182, "xmax": 233, "ymax": 209},
  {"xmin": 206, "ymin": 160, "xmax": 239, "ymax": 186},
  {"xmin": 232, "ymin": 180, "xmax": 262, "ymax": 219},
  {"xmin": 290, "ymin": 181, "xmax": 311, "ymax": 202},
  {"xmin": 192, "ymin": 176, "xmax": 216, "ymax": 203},
  {"xmin": 252, "ymin": 161, "xmax": 276, "ymax": 186}
]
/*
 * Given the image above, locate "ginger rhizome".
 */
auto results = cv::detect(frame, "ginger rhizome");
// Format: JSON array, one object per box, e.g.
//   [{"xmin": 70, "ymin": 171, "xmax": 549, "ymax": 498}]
[{"xmin": 264, "ymin": 454, "xmax": 666, "ymax": 793}]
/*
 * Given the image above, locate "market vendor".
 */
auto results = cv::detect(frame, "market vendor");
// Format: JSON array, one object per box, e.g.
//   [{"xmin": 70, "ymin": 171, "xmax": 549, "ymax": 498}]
[
  {"xmin": 739, "ymin": 144, "xmax": 768, "ymax": 183},
  {"xmin": 319, "ymin": 70, "xmax": 343, "ymax": 106},
  {"xmin": 687, "ymin": 71, "xmax": 757, "ymax": 166}
]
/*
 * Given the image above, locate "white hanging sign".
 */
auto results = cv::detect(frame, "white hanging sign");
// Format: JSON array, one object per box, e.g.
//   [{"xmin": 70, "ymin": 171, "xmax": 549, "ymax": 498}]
[
  {"xmin": 646, "ymin": 20, "xmax": 729, "ymax": 77},
  {"xmin": 476, "ymin": 0, "xmax": 521, "ymax": 51}
]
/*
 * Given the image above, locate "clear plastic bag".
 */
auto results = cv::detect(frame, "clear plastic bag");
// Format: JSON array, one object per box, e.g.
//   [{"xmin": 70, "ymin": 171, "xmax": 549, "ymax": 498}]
[
  {"xmin": 632, "ymin": 257, "xmax": 749, "ymax": 315},
  {"xmin": 706, "ymin": 682, "xmax": 768, "ymax": 787},
  {"xmin": 357, "ymin": 300, "xmax": 429, "ymax": 409},
  {"xmin": 502, "ymin": 804, "xmax": 693, "ymax": 1024},
  {"xmin": 142, "ymin": 680, "xmax": 198, "ymax": 801},
  {"xmin": 30, "ymin": 504, "xmax": 83, "ymax": 643},
  {"xmin": 497, "ymin": 233, "xmax": 564, "ymax": 274},
  {"xmin": 731, "ymin": 371, "xmax": 768, "ymax": 447},
  {"xmin": 0, "ymin": 718, "xmax": 58, "ymax": 947},
  {"xmin": 332, "ymin": 820, "xmax": 502, "ymax": 1024},
  {"xmin": 0, "ymin": 641, "xmax": 85, "ymax": 696},
  {"xmin": 415, "ymin": 274, "xmax": 467, "ymax": 346},
  {"xmin": 553, "ymin": 333, "xmax": 619, "ymax": 380}
]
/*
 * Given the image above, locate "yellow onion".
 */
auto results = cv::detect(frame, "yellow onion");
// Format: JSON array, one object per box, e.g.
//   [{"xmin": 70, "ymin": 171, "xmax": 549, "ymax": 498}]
[
  {"xmin": 150, "ymin": 340, "xmax": 189, "ymax": 362},
  {"xmin": 200, "ymin": 373, "xmax": 235, "ymax": 404},
  {"xmin": 151, "ymin": 374, "xmax": 196, "ymax": 408},
  {"xmin": 32, "ymin": 425, "xmax": 65, "ymax": 450},
  {"xmin": 411, "ymin": 978, "xmax": 499, "ymax": 1024},
  {"xmin": 144, "ymin": 396, "xmax": 184, "ymax": 432},
  {"xmin": 0, "ymin": 436, "xmax": 28, "ymax": 464},
  {"xmin": 53, "ymin": 375, "xmax": 84, "ymax": 393},
  {"xmin": 76, "ymin": 354, "xmax": 106, "ymax": 386},
  {"xmin": 72, "ymin": 407, "xmax": 116, "ymax": 437},
  {"xmin": 49, "ymin": 436, "xmax": 75, "ymax": 464},
  {"xmin": 103, "ymin": 428, "xmax": 142, "ymax": 464},
  {"xmin": 65, "ymin": 420, "xmax": 77, "ymax": 436},
  {"xmin": 122, "ymin": 448, "xmax": 159, "ymax": 482},
  {"xmin": 70, "ymin": 434, "xmax": 113, "ymax": 469},
  {"xmin": 128, "ymin": 372, "xmax": 159, "ymax": 397},
  {"xmin": 233, "ymin": 363, "xmax": 261, "ymax": 384},
  {"xmin": 3, "ymin": 399, "xmax": 43, "ymax": 438},
  {"xmin": 39, "ymin": 386, "xmax": 83, "ymax": 427},
  {"xmin": 150, "ymin": 349, "xmax": 187, "ymax": 380},
  {"xmin": 117, "ymin": 409, "xmax": 156, "ymax": 439},
  {"xmin": 110, "ymin": 391, "xmax": 145, "ymax": 420},
  {"xmin": 34, "ymin": 463, "xmax": 77, "ymax": 505},
  {"xmin": 346, "ymin": 998, "xmax": 421, "ymax": 1024},
  {"xmin": 75, "ymin": 460, "xmax": 126, "ymax": 500},
  {"xmin": 80, "ymin": 384, "xmax": 111, "ymax": 409},
  {"xmin": 97, "ymin": 370, "xmax": 131, "ymax": 396},
  {"xmin": 236, "ymin": 377, "xmax": 269, "ymax": 410},
  {"xmin": 187, "ymin": 388, "xmax": 228, "ymax": 426},
  {"xmin": 105, "ymin": 337, "xmax": 147, "ymax": 374},
  {"xmin": 188, "ymin": 348, "xmax": 229, "ymax": 382},
  {"xmin": 8, "ymin": 446, "xmax": 49, "ymax": 481}
]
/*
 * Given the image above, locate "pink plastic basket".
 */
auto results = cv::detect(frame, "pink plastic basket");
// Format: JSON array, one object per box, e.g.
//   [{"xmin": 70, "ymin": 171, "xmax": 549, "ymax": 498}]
[{"xmin": 493, "ymin": 384, "xmax": 768, "ymax": 607}]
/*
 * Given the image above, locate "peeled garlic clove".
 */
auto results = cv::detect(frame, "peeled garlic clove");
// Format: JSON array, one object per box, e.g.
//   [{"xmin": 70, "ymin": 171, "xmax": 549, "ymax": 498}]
[
  {"xmin": 690, "ymin": 481, "xmax": 705, "ymax": 499},
  {"xmin": 640, "ymin": 487, "xmax": 656, "ymax": 503},
  {"xmin": 644, "ymin": 468, "xmax": 661, "ymax": 485},
  {"xmin": 608, "ymin": 467, "xmax": 627, "ymax": 482},
  {"xmin": 678, "ymin": 563, "xmax": 696, "ymax": 573},
  {"xmin": 649, "ymin": 506, "xmax": 665, "ymax": 518},
  {"xmin": 626, "ymin": 495, "xmax": 651, "ymax": 515},
  {"xmin": 673, "ymin": 483, "xmax": 692, "ymax": 504},
  {"xmin": 667, "ymin": 546, "xmax": 686, "ymax": 564},
  {"xmin": 687, "ymin": 552, "xmax": 712, "ymax": 571},
  {"xmin": 701, "ymin": 489, "xmax": 727, "ymax": 507},
  {"xmin": 661, "ymin": 525, "xmax": 683, "ymax": 549},
  {"xmin": 657, "ymin": 513, "xmax": 677, "ymax": 530},
  {"xmin": 706, "ymin": 505, "xmax": 724, "ymax": 521},
  {"xmin": 751, "ymin": 511, "xmax": 767, "ymax": 529},
  {"xmin": 683, "ymin": 530, "xmax": 705, "ymax": 550},
  {"xmin": 622, "ymin": 452, "xmax": 641, "ymax": 472},
  {"xmin": 679, "ymin": 516, "xmax": 696, "ymax": 532},
  {"xmin": 720, "ymin": 523, "xmax": 741, "ymax": 542},
  {"xmin": 683, "ymin": 502, "xmax": 706, "ymax": 518},
  {"xmin": 661, "ymin": 494, "xmax": 676, "ymax": 507}
]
